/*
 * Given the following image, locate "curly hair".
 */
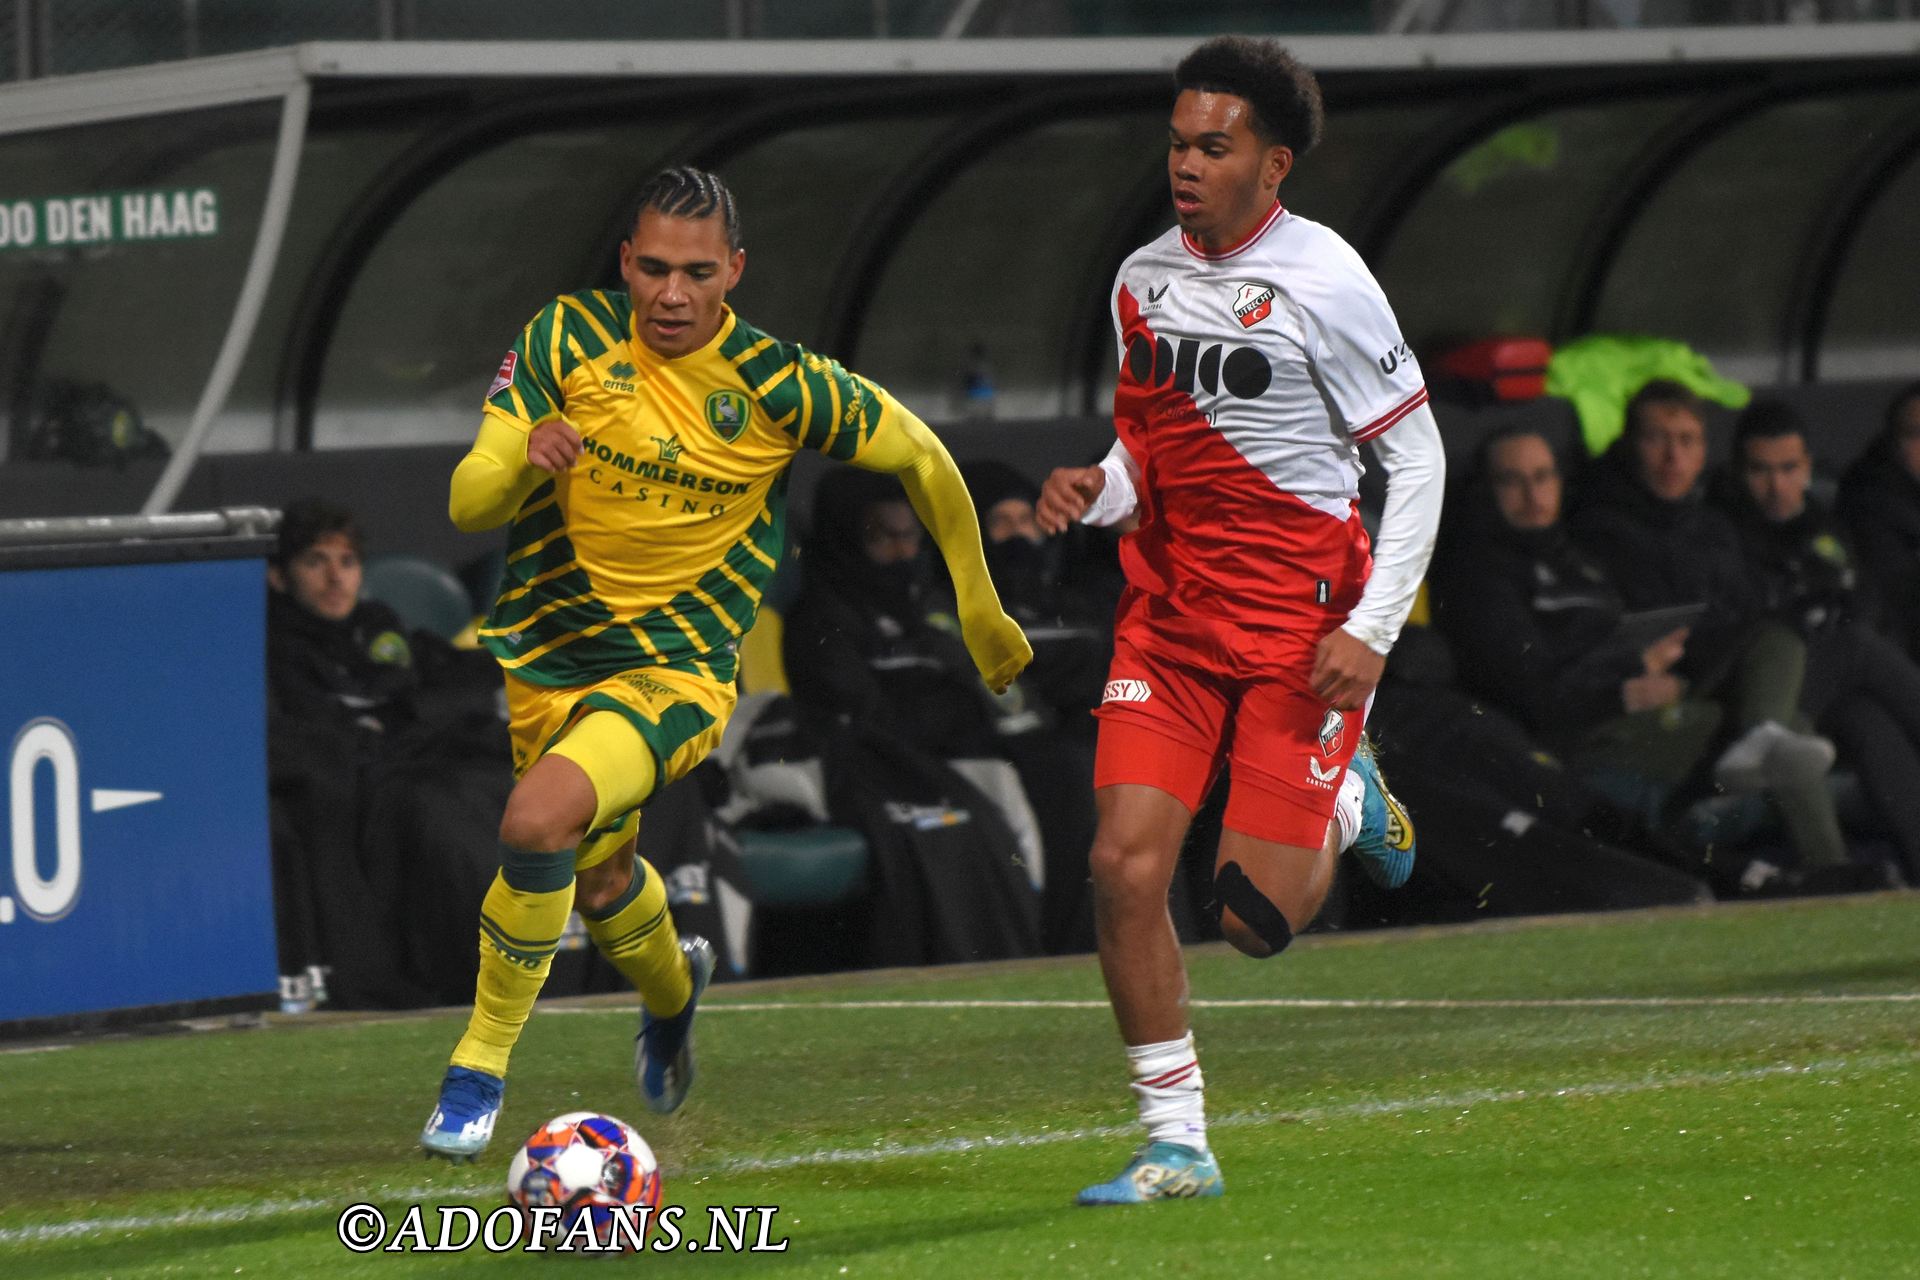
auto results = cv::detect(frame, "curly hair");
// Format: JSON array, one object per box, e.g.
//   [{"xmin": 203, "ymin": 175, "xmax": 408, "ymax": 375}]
[
  {"xmin": 1174, "ymin": 36, "xmax": 1324, "ymax": 156},
  {"xmin": 629, "ymin": 165, "xmax": 742, "ymax": 252}
]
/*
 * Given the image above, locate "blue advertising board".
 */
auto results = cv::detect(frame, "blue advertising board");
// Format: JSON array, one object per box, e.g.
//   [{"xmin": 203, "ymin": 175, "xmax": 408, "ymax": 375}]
[{"xmin": 0, "ymin": 552, "xmax": 275, "ymax": 1022}]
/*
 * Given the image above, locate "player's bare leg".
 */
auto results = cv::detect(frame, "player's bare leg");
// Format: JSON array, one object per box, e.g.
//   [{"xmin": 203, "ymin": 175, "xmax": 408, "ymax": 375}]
[
  {"xmin": 1078, "ymin": 783, "xmax": 1227, "ymax": 1205},
  {"xmin": 1089, "ymin": 783, "xmax": 1195, "ymax": 1046},
  {"xmin": 1080, "ymin": 789, "xmax": 1345, "ymax": 1204}
]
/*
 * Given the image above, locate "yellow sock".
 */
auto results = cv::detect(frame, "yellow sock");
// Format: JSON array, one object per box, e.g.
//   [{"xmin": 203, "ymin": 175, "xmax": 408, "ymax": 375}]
[
  {"xmin": 451, "ymin": 857, "xmax": 574, "ymax": 1079},
  {"xmin": 581, "ymin": 858, "xmax": 689, "ymax": 1017}
]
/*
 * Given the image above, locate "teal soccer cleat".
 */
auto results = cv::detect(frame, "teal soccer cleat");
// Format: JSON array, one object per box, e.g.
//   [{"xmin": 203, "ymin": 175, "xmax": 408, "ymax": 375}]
[
  {"xmin": 1076, "ymin": 1141, "xmax": 1224, "ymax": 1206},
  {"xmin": 635, "ymin": 935, "xmax": 715, "ymax": 1114},
  {"xmin": 1349, "ymin": 736, "xmax": 1416, "ymax": 889},
  {"xmin": 419, "ymin": 1065, "xmax": 504, "ymax": 1162}
]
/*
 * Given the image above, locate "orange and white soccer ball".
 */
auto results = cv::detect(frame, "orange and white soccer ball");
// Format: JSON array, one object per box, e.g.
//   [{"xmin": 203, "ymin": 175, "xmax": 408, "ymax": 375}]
[{"xmin": 506, "ymin": 1110, "xmax": 663, "ymax": 1250}]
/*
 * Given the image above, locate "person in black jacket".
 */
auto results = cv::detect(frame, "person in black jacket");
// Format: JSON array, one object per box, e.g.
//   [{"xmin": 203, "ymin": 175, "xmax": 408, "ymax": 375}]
[
  {"xmin": 1567, "ymin": 381, "xmax": 1850, "ymax": 874},
  {"xmin": 783, "ymin": 468, "xmax": 1003, "ymax": 758},
  {"xmin": 265, "ymin": 499, "xmax": 432, "ymax": 1011},
  {"xmin": 1722, "ymin": 400, "xmax": 1920, "ymax": 882},
  {"xmin": 1836, "ymin": 380, "xmax": 1920, "ymax": 659},
  {"xmin": 960, "ymin": 460, "xmax": 1117, "ymax": 952},
  {"xmin": 1433, "ymin": 427, "xmax": 1722, "ymax": 829},
  {"xmin": 268, "ymin": 501, "xmax": 420, "ymax": 739}
]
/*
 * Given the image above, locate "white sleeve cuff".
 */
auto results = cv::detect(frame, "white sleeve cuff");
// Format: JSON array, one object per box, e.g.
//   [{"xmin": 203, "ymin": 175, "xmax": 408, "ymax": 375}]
[{"xmin": 1081, "ymin": 440, "xmax": 1141, "ymax": 528}]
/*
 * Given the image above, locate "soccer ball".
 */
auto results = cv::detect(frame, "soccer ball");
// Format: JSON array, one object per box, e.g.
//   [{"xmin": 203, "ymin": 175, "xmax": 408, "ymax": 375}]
[{"xmin": 506, "ymin": 1111, "xmax": 663, "ymax": 1251}]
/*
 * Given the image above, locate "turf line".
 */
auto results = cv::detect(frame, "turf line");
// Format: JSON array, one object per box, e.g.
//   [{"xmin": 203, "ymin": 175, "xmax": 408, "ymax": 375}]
[
  {"xmin": 544, "ymin": 993, "xmax": 1920, "ymax": 1014},
  {"xmin": 5, "ymin": 1048, "xmax": 1912, "ymax": 1246}
]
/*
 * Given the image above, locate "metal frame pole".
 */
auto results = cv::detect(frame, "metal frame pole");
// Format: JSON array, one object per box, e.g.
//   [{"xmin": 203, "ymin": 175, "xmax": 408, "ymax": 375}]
[{"xmin": 142, "ymin": 80, "xmax": 311, "ymax": 514}]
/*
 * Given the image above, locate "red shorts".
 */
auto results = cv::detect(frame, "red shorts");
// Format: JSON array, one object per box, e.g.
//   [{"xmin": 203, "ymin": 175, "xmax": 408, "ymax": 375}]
[{"xmin": 1092, "ymin": 588, "xmax": 1365, "ymax": 848}]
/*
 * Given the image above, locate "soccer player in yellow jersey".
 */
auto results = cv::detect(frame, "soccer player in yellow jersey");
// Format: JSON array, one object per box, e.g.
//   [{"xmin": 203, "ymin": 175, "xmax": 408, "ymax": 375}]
[{"xmin": 420, "ymin": 167, "xmax": 1032, "ymax": 1160}]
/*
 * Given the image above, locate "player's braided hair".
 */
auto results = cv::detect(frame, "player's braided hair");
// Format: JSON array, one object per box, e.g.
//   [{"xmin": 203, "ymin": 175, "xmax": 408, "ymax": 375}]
[
  {"xmin": 1174, "ymin": 36, "xmax": 1324, "ymax": 157},
  {"xmin": 630, "ymin": 166, "xmax": 742, "ymax": 252}
]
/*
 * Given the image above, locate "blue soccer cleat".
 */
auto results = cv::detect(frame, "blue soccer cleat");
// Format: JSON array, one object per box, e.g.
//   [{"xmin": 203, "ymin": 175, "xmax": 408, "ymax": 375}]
[
  {"xmin": 635, "ymin": 935, "xmax": 715, "ymax": 1114},
  {"xmin": 420, "ymin": 1065, "xmax": 504, "ymax": 1162},
  {"xmin": 1349, "ymin": 735, "xmax": 1416, "ymax": 890},
  {"xmin": 1076, "ymin": 1141, "xmax": 1224, "ymax": 1206}
]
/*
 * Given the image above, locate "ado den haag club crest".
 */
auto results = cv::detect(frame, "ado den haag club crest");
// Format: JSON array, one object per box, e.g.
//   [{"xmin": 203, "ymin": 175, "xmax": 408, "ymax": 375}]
[{"xmin": 705, "ymin": 389, "xmax": 749, "ymax": 443}]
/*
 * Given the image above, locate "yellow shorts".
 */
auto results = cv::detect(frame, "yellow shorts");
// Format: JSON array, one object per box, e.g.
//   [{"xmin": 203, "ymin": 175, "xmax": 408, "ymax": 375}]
[{"xmin": 505, "ymin": 666, "xmax": 735, "ymax": 870}]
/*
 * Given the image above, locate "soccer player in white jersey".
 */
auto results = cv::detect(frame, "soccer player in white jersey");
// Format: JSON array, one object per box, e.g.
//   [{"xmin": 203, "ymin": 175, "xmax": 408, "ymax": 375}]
[{"xmin": 1037, "ymin": 36, "xmax": 1446, "ymax": 1205}]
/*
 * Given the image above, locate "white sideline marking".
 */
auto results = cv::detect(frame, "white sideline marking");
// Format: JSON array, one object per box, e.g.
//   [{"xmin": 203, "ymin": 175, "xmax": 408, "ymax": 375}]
[
  {"xmin": 544, "ymin": 993, "xmax": 1920, "ymax": 1014},
  {"xmin": 3, "ymin": 1049, "xmax": 1912, "ymax": 1246}
]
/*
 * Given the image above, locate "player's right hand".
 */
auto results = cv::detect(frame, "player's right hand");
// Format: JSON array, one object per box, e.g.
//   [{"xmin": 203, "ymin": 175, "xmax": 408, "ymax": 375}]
[
  {"xmin": 527, "ymin": 419, "xmax": 584, "ymax": 472},
  {"xmin": 1036, "ymin": 465, "xmax": 1106, "ymax": 535}
]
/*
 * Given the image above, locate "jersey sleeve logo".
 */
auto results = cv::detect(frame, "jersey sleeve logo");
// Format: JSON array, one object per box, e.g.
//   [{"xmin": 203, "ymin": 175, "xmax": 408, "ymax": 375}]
[
  {"xmin": 1233, "ymin": 283, "xmax": 1275, "ymax": 329},
  {"xmin": 487, "ymin": 351, "xmax": 517, "ymax": 399},
  {"xmin": 704, "ymin": 389, "xmax": 750, "ymax": 443}
]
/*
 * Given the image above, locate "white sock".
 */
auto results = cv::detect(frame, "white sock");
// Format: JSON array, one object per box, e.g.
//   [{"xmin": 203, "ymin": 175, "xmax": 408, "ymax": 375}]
[
  {"xmin": 1332, "ymin": 766, "xmax": 1366, "ymax": 852},
  {"xmin": 1126, "ymin": 1031, "xmax": 1207, "ymax": 1151}
]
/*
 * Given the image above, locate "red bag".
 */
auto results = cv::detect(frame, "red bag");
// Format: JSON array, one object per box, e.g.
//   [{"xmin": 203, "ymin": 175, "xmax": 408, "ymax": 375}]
[{"xmin": 1432, "ymin": 337, "xmax": 1551, "ymax": 401}]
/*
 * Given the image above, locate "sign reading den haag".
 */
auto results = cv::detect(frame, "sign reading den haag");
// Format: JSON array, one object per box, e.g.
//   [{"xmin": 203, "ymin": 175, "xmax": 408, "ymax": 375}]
[{"xmin": 0, "ymin": 187, "xmax": 221, "ymax": 250}]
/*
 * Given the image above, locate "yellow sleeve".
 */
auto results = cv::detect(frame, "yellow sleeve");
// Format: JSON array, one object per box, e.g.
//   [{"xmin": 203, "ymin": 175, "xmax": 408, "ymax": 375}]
[
  {"xmin": 850, "ymin": 392, "xmax": 1032, "ymax": 693},
  {"xmin": 449, "ymin": 413, "xmax": 546, "ymax": 533}
]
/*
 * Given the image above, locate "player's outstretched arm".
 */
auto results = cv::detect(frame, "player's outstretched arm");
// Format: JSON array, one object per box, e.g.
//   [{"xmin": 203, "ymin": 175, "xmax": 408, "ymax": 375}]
[
  {"xmin": 449, "ymin": 417, "xmax": 580, "ymax": 532},
  {"xmin": 851, "ymin": 398, "xmax": 1032, "ymax": 693}
]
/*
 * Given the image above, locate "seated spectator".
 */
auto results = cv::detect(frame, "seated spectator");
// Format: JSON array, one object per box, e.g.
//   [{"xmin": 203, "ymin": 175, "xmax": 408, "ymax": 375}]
[
  {"xmin": 962, "ymin": 460, "xmax": 1115, "ymax": 951},
  {"xmin": 268, "ymin": 500, "xmax": 420, "ymax": 739},
  {"xmin": 784, "ymin": 468, "xmax": 1002, "ymax": 757},
  {"xmin": 1721, "ymin": 401, "xmax": 1920, "ymax": 883},
  {"xmin": 266, "ymin": 499, "xmax": 507, "ymax": 1010},
  {"xmin": 1567, "ymin": 381, "xmax": 1854, "ymax": 877},
  {"xmin": 781, "ymin": 467, "xmax": 1043, "ymax": 963},
  {"xmin": 1837, "ymin": 380, "xmax": 1920, "ymax": 658},
  {"xmin": 961, "ymin": 459, "xmax": 1113, "ymax": 729},
  {"xmin": 1433, "ymin": 427, "xmax": 1723, "ymax": 832}
]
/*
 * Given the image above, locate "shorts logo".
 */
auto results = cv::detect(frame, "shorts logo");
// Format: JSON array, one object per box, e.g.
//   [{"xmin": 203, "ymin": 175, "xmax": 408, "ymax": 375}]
[
  {"xmin": 487, "ymin": 351, "xmax": 517, "ymax": 399},
  {"xmin": 1307, "ymin": 757, "xmax": 1341, "ymax": 790},
  {"xmin": 705, "ymin": 389, "xmax": 750, "ymax": 443},
  {"xmin": 1233, "ymin": 283, "xmax": 1275, "ymax": 328},
  {"xmin": 1318, "ymin": 708, "xmax": 1346, "ymax": 756},
  {"xmin": 1102, "ymin": 679, "xmax": 1152, "ymax": 705}
]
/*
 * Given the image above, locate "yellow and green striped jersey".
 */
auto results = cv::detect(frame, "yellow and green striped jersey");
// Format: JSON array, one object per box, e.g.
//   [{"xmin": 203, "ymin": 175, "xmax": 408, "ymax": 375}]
[{"xmin": 476, "ymin": 289, "xmax": 893, "ymax": 687}]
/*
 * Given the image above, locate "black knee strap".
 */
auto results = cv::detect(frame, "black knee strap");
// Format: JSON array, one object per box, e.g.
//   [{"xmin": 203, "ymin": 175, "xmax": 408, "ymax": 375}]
[{"xmin": 1214, "ymin": 862, "xmax": 1294, "ymax": 954}]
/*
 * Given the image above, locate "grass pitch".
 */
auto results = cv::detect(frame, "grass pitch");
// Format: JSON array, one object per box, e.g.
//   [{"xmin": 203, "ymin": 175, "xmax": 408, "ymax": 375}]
[{"xmin": 3, "ymin": 893, "xmax": 1917, "ymax": 1277}]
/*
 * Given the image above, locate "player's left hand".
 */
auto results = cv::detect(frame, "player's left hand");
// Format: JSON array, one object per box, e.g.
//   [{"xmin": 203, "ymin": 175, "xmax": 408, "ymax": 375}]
[
  {"xmin": 961, "ymin": 604, "xmax": 1033, "ymax": 694},
  {"xmin": 1310, "ymin": 626, "xmax": 1384, "ymax": 711}
]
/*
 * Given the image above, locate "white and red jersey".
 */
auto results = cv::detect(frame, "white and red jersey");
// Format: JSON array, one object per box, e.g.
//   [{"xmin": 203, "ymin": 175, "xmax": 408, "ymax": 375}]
[{"xmin": 1097, "ymin": 202, "xmax": 1433, "ymax": 639}]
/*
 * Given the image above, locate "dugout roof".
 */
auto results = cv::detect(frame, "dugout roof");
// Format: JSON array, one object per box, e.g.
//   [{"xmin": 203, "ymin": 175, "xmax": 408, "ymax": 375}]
[{"xmin": 0, "ymin": 29, "xmax": 1916, "ymax": 515}]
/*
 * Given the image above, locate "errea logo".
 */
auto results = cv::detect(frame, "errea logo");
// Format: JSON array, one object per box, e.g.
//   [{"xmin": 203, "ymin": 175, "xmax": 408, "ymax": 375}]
[
  {"xmin": 604, "ymin": 360, "xmax": 637, "ymax": 393},
  {"xmin": 1102, "ymin": 679, "xmax": 1152, "ymax": 705}
]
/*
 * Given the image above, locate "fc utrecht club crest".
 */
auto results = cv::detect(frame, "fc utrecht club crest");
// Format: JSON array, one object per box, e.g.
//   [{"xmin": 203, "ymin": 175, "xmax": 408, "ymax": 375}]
[
  {"xmin": 487, "ymin": 351, "xmax": 517, "ymax": 399},
  {"xmin": 705, "ymin": 389, "xmax": 750, "ymax": 443},
  {"xmin": 1233, "ymin": 283, "xmax": 1275, "ymax": 328},
  {"xmin": 1318, "ymin": 707, "xmax": 1346, "ymax": 756}
]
